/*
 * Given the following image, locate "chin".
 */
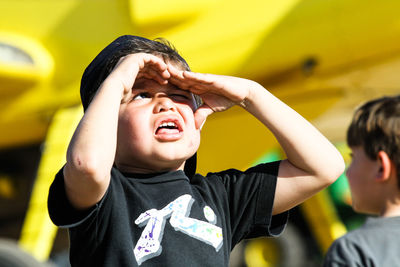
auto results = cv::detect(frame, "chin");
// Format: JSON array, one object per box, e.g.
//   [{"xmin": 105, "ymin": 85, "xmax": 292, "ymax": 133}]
[
  {"xmin": 352, "ymin": 204, "xmax": 379, "ymax": 216},
  {"xmin": 152, "ymin": 155, "xmax": 186, "ymax": 169},
  {"xmin": 157, "ymin": 147, "xmax": 196, "ymax": 160}
]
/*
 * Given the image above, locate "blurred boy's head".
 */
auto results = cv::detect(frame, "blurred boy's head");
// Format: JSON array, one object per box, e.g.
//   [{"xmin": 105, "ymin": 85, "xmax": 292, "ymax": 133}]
[
  {"xmin": 79, "ymin": 35, "xmax": 201, "ymax": 177},
  {"xmin": 346, "ymin": 95, "xmax": 400, "ymax": 214}
]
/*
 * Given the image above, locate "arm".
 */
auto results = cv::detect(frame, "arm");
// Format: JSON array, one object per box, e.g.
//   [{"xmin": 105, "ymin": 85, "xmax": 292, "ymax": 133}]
[
  {"xmin": 64, "ymin": 53, "xmax": 170, "ymax": 209},
  {"xmin": 168, "ymin": 69, "xmax": 345, "ymax": 215}
]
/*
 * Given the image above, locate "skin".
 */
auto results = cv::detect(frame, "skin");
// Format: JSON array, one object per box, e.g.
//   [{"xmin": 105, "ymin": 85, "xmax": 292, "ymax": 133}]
[
  {"xmin": 168, "ymin": 66, "xmax": 345, "ymax": 214},
  {"xmin": 347, "ymin": 146, "xmax": 400, "ymax": 217},
  {"xmin": 346, "ymin": 146, "xmax": 383, "ymax": 214},
  {"xmin": 115, "ymin": 77, "xmax": 200, "ymax": 173},
  {"xmin": 64, "ymin": 52, "xmax": 345, "ymax": 215}
]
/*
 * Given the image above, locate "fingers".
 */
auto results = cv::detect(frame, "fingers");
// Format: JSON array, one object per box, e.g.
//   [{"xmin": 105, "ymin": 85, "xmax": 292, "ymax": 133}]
[
  {"xmin": 115, "ymin": 53, "xmax": 170, "ymax": 86},
  {"xmin": 167, "ymin": 65, "xmax": 189, "ymax": 89},
  {"xmin": 182, "ymin": 70, "xmax": 214, "ymax": 85},
  {"xmin": 136, "ymin": 54, "xmax": 170, "ymax": 84},
  {"xmin": 137, "ymin": 66, "xmax": 169, "ymax": 85},
  {"xmin": 168, "ymin": 65, "xmax": 211, "ymax": 93}
]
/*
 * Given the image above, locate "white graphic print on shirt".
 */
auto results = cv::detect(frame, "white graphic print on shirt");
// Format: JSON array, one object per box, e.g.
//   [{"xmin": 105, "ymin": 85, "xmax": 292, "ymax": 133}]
[{"xmin": 133, "ymin": 194, "xmax": 223, "ymax": 265}]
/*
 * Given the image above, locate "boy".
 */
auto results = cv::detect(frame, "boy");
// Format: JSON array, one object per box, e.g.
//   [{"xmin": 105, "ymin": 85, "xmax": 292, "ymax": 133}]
[
  {"xmin": 324, "ymin": 95, "xmax": 400, "ymax": 266},
  {"xmin": 48, "ymin": 35, "xmax": 344, "ymax": 266}
]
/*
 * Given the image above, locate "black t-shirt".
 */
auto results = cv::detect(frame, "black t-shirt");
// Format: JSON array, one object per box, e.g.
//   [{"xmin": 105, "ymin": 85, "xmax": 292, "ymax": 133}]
[{"xmin": 48, "ymin": 161, "xmax": 288, "ymax": 267}]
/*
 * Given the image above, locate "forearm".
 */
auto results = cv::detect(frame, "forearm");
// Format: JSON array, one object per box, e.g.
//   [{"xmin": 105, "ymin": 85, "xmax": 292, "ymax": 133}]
[
  {"xmin": 64, "ymin": 79, "xmax": 122, "ymax": 207},
  {"xmin": 244, "ymin": 84, "xmax": 343, "ymax": 177},
  {"xmin": 167, "ymin": 69, "xmax": 344, "ymax": 213},
  {"xmin": 242, "ymin": 83, "xmax": 345, "ymax": 212},
  {"xmin": 67, "ymin": 79, "xmax": 122, "ymax": 175}
]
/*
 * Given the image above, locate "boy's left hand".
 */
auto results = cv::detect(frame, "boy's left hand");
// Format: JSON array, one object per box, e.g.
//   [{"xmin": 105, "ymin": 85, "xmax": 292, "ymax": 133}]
[
  {"xmin": 169, "ymin": 64, "xmax": 345, "ymax": 216},
  {"xmin": 168, "ymin": 66, "xmax": 258, "ymax": 129}
]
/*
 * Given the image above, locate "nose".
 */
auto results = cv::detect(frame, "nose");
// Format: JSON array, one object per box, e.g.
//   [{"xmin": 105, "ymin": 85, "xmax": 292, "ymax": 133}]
[{"xmin": 154, "ymin": 95, "xmax": 176, "ymax": 113}]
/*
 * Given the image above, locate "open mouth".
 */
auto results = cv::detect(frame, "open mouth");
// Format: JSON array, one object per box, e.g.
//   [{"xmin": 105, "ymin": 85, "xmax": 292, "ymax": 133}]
[{"xmin": 155, "ymin": 120, "xmax": 182, "ymax": 135}]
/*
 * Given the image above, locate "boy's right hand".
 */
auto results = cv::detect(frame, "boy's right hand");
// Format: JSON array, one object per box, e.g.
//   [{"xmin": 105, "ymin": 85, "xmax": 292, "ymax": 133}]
[
  {"xmin": 105, "ymin": 53, "xmax": 171, "ymax": 103},
  {"xmin": 65, "ymin": 53, "xmax": 171, "ymax": 210}
]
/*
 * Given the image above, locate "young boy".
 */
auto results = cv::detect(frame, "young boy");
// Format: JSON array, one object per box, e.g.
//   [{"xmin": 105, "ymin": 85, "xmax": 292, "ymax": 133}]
[
  {"xmin": 324, "ymin": 95, "xmax": 400, "ymax": 266},
  {"xmin": 48, "ymin": 35, "xmax": 344, "ymax": 266}
]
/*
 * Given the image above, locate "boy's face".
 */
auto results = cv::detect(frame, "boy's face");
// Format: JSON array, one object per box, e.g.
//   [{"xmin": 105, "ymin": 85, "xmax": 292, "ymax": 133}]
[
  {"xmin": 346, "ymin": 146, "xmax": 382, "ymax": 214},
  {"xmin": 115, "ymin": 74, "xmax": 200, "ymax": 174}
]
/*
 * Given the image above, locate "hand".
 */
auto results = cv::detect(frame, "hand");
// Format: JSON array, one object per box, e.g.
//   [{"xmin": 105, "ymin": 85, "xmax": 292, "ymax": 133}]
[
  {"xmin": 106, "ymin": 53, "xmax": 171, "ymax": 103},
  {"xmin": 168, "ymin": 66, "xmax": 258, "ymax": 128}
]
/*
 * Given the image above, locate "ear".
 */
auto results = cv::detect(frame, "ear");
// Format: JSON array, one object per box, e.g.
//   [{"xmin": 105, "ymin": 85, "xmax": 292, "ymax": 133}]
[{"xmin": 376, "ymin": 151, "xmax": 392, "ymax": 182}]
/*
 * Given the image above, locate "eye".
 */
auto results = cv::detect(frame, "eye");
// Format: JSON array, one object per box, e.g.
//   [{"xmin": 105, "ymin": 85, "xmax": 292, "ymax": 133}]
[
  {"xmin": 169, "ymin": 93, "xmax": 190, "ymax": 101},
  {"xmin": 133, "ymin": 92, "xmax": 151, "ymax": 100}
]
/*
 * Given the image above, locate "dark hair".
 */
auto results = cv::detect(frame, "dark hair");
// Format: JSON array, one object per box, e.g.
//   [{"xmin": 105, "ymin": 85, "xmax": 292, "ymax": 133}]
[
  {"xmin": 347, "ymin": 95, "xmax": 400, "ymax": 186},
  {"xmin": 80, "ymin": 35, "xmax": 199, "ymax": 177},
  {"xmin": 80, "ymin": 35, "xmax": 202, "ymax": 111}
]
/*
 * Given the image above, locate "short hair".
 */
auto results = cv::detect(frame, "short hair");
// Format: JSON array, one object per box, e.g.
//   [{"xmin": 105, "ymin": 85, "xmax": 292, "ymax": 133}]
[
  {"xmin": 347, "ymin": 95, "xmax": 400, "ymax": 186},
  {"xmin": 80, "ymin": 35, "xmax": 202, "ymax": 111}
]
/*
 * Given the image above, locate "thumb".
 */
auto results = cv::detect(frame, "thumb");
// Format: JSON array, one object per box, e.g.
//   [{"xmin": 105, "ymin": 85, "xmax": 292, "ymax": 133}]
[{"xmin": 194, "ymin": 106, "xmax": 213, "ymax": 130}]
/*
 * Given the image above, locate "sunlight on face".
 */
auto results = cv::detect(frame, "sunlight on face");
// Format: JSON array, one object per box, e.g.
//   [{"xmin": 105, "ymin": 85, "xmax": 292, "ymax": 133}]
[{"xmin": 115, "ymin": 77, "xmax": 201, "ymax": 173}]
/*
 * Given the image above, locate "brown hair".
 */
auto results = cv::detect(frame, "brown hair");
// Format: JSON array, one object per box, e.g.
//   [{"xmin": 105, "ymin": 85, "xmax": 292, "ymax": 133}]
[{"xmin": 347, "ymin": 95, "xmax": 400, "ymax": 186}]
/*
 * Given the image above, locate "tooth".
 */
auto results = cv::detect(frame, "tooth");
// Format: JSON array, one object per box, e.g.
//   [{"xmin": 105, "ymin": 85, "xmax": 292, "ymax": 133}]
[{"xmin": 158, "ymin": 121, "xmax": 177, "ymax": 128}]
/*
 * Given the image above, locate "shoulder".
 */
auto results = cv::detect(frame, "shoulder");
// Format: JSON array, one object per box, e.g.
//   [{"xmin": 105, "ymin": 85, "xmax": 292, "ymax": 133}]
[
  {"xmin": 195, "ymin": 161, "xmax": 281, "ymax": 203},
  {"xmin": 324, "ymin": 234, "xmax": 361, "ymax": 266},
  {"xmin": 324, "ymin": 227, "xmax": 376, "ymax": 266},
  {"xmin": 328, "ymin": 232, "xmax": 361, "ymax": 252},
  {"xmin": 203, "ymin": 161, "xmax": 281, "ymax": 180},
  {"xmin": 325, "ymin": 217, "xmax": 400, "ymax": 266}
]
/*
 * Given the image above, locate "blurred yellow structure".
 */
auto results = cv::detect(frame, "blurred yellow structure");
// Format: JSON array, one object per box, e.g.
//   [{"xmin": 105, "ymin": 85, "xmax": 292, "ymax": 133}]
[
  {"xmin": 18, "ymin": 107, "xmax": 82, "ymax": 261},
  {"xmin": 1, "ymin": 0, "xmax": 400, "ymax": 266}
]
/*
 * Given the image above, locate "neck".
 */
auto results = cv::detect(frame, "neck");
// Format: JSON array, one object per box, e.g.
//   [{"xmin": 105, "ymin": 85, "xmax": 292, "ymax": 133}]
[
  {"xmin": 380, "ymin": 196, "xmax": 400, "ymax": 217},
  {"xmin": 115, "ymin": 161, "xmax": 185, "ymax": 174}
]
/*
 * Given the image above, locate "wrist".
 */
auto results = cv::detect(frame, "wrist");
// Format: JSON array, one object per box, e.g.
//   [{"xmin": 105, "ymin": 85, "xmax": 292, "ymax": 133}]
[
  {"xmin": 100, "ymin": 77, "xmax": 126, "ymax": 100},
  {"xmin": 239, "ymin": 81, "xmax": 264, "ymax": 109}
]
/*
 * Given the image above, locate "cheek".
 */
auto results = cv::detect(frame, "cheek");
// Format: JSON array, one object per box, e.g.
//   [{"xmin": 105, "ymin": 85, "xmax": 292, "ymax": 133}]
[
  {"xmin": 346, "ymin": 164, "xmax": 357, "ymax": 187},
  {"xmin": 346, "ymin": 164, "xmax": 365, "ymax": 192},
  {"xmin": 179, "ymin": 105, "xmax": 197, "ymax": 128},
  {"xmin": 346, "ymin": 158, "xmax": 361, "ymax": 177},
  {"xmin": 118, "ymin": 112, "xmax": 147, "ymax": 142},
  {"xmin": 345, "ymin": 165, "xmax": 353, "ymax": 180},
  {"xmin": 191, "ymin": 130, "xmax": 201, "ymax": 148},
  {"xmin": 185, "ymin": 128, "xmax": 201, "ymax": 155}
]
